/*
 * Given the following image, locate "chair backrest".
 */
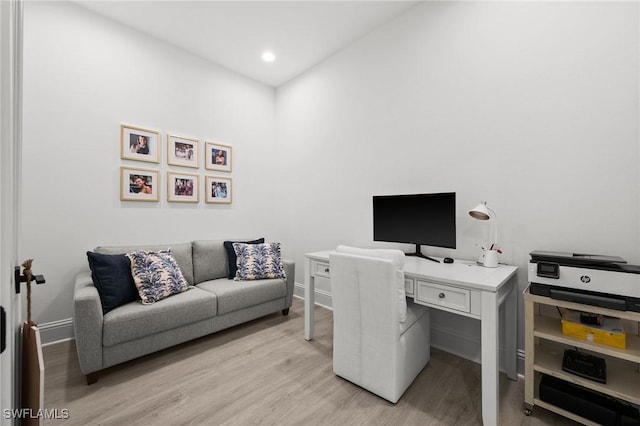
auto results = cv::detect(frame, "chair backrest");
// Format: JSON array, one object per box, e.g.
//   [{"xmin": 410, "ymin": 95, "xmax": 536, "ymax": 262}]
[
  {"xmin": 329, "ymin": 248, "xmax": 406, "ymax": 345},
  {"xmin": 332, "ymin": 245, "xmax": 407, "ymax": 322}
]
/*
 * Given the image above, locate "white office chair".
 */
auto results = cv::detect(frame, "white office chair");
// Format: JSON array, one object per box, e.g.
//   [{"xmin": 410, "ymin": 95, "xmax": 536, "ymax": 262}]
[{"xmin": 329, "ymin": 245, "xmax": 430, "ymax": 403}]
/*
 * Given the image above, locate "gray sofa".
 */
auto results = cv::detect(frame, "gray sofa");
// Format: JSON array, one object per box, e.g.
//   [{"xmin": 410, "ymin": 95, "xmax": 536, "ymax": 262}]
[{"xmin": 73, "ymin": 240, "xmax": 295, "ymax": 384}]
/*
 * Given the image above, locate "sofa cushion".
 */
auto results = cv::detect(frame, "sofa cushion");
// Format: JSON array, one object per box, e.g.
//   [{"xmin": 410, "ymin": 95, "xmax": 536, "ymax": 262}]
[
  {"xmin": 86, "ymin": 251, "xmax": 139, "ymax": 314},
  {"xmin": 196, "ymin": 277, "xmax": 286, "ymax": 315},
  {"xmin": 95, "ymin": 243, "xmax": 194, "ymax": 285},
  {"xmin": 223, "ymin": 238, "xmax": 264, "ymax": 279},
  {"xmin": 102, "ymin": 286, "xmax": 217, "ymax": 347},
  {"xmin": 233, "ymin": 242, "xmax": 286, "ymax": 281},
  {"xmin": 192, "ymin": 240, "xmax": 228, "ymax": 284},
  {"xmin": 126, "ymin": 250, "xmax": 191, "ymax": 304}
]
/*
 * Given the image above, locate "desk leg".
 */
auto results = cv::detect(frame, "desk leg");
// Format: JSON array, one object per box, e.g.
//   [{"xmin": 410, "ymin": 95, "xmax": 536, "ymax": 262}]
[
  {"xmin": 481, "ymin": 291, "xmax": 499, "ymax": 426},
  {"xmin": 505, "ymin": 280, "xmax": 518, "ymax": 380},
  {"xmin": 304, "ymin": 257, "xmax": 315, "ymax": 341}
]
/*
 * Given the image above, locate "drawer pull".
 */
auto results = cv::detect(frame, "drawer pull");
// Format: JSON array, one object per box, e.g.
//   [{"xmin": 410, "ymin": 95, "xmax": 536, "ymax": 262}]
[
  {"xmin": 439, "ymin": 293, "xmax": 446, "ymax": 299},
  {"xmin": 324, "ymin": 268, "xmax": 330, "ymax": 273}
]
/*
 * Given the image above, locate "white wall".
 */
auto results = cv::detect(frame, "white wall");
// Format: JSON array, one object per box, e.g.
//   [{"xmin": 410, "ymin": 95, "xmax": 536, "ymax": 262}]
[
  {"xmin": 21, "ymin": 1, "xmax": 279, "ymax": 332},
  {"xmin": 276, "ymin": 2, "xmax": 639, "ymax": 361}
]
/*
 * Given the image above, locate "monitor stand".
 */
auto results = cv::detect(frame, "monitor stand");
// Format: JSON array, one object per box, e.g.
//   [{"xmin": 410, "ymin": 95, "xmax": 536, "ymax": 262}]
[{"xmin": 406, "ymin": 244, "xmax": 440, "ymax": 263}]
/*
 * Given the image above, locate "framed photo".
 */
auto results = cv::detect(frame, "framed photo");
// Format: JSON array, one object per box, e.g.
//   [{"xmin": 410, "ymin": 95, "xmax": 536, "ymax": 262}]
[
  {"xmin": 167, "ymin": 134, "xmax": 199, "ymax": 168},
  {"xmin": 167, "ymin": 172, "xmax": 199, "ymax": 203},
  {"xmin": 205, "ymin": 175, "xmax": 232, "ymax": 204},
  {"xmin": 205, "ymin": 142, "xmax": 232, "ymax": 172},
  {"xmin": 121, "ymin": 124, "xmax": 160, "ymax": 163},
  {"xmin": 120, "ymin": 166, "xmax": 159, "ymax": 202}
]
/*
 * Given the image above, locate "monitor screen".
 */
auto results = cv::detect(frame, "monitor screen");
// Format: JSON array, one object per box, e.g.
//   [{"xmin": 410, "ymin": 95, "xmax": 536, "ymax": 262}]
[{"xmin": 373, "ymin": 192, "xmax": 456, "ymax": 249}]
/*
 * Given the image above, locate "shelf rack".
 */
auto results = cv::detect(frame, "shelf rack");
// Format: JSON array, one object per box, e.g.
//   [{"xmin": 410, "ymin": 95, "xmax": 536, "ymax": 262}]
[{"xmin": 524, "ymin": 287, "xmax": 640, "ymax": 423}]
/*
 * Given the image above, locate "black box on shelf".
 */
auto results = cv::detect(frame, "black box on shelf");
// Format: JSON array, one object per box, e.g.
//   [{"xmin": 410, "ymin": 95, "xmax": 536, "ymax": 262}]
[{"xmin": 539, "ymin": 374, "xmax": 640, "ymax": 425}]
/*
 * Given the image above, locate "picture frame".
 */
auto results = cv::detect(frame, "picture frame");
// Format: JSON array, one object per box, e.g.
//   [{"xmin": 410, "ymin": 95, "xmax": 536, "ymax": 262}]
[
  {"xmin": 205, "ymin": 142, "xmax": 232, "ymax": 172},
  {"xmin": 121, "ymin": 124, "xmax": 160, "ymax": 163},
  {"xmin": 120, "ymin": 166, "xmax": 159, "ymax": 202},
  {"xmin": 205, "ymin": 175, "xmax": 232, "ymax": 204},
  {"xmin": 167, "ymin": 172, "xmax": 199, "ymax": 203},
  {"xmin": 167, "ymin": 134, "xmax": 199, "ymax": 168}
]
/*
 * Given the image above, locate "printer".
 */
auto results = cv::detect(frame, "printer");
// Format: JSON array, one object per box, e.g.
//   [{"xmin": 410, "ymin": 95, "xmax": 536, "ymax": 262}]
[{"xmin": 528, "ymin": 251, "xmax": 640, "ymax": 312}]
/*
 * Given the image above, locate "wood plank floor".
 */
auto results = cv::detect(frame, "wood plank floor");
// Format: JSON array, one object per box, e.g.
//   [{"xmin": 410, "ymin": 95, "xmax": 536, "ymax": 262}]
[{"xmin": 43, "ymin": 298, "xmax": 577, "ymax": 425}]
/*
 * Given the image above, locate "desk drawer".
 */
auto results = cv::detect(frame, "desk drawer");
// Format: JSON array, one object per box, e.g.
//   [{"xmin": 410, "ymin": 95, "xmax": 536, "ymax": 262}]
[
  {"xmin": 416, "ymin": 280, "xmax": 470, "ymax": 313},
  {"xmin": 312, "ymin": 260, "xmax": 331, "ymax": 278},
  {"xmin": 404, "ymin": 278, "xmax": 415, "ymax": 297}
]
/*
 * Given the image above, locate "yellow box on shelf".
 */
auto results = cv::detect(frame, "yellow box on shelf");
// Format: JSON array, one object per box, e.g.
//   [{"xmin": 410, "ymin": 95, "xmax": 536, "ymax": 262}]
[{"xmin": 561, "ymin": 309, "xmax": 626, "ymax": 349}]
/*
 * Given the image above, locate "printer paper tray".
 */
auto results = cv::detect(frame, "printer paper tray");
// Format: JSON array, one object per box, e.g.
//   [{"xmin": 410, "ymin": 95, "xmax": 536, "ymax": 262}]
[{"xmin": 530, "ymin": 283, "xmax": 640, "ymax": 313}]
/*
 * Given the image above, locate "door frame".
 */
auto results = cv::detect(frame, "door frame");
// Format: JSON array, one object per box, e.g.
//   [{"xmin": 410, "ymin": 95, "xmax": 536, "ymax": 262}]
[{"xmin": 1, "ymin": 0, "xmax": 24, "ymax": 423}]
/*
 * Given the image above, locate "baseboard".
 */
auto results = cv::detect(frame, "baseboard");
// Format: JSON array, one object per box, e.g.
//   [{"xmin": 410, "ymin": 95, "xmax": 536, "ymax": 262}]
[
  {"xmin": 517, "ymin": 348, "xmax": 526, "ymax": 376},
  {"xmin": 430, "ymin": 324, "xmax": 525, "ymax": 375},
  {"xmin": 37, "ymin": 318, "xmax": 74, "ymax": 345},
  {"xmin": 430, "ymin": 324, "xmax": 483, "ymax": 364},
  {"xmin": 293, "ymin": 282, "xmax": 333, "ymax": 310}
]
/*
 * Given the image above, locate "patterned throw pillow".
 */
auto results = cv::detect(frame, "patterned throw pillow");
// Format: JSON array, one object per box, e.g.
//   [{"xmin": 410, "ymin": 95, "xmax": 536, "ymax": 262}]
[
  {"xmin": 223, "ymin": 238, "xmax": 265, "ymax": 279},
  {"xmin": 233, "ymin": 242, "xmax": 286, "ymax": 281},
  {"xmin": 126, "ymin": 249, "xmax": 191, "ymax": 304}
]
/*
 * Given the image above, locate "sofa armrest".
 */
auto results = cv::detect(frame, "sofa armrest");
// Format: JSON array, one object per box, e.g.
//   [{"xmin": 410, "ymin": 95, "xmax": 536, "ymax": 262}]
[
  {"xmin": 73, "ymin": 271, "xmax": 103, "ymax": 375},
  {"xmin": 282, "ymin": 259, "xmax": 295, "ymax": 308}
]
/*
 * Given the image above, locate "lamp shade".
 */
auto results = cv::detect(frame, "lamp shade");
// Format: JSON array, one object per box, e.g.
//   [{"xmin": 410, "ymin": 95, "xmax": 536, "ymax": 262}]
[
  {"xmin": 469, "ymin": 201, "xmax": 498, "ymax": 255},
  {"xmin": 469, "ymin": 202, "xmax": 493, "ymax": 221}
]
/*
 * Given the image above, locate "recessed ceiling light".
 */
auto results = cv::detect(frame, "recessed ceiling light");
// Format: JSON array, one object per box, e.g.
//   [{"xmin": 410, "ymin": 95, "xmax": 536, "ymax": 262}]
[{"xmin": 262, "ymin": 51, "xmax": 276, "ymax": 63}]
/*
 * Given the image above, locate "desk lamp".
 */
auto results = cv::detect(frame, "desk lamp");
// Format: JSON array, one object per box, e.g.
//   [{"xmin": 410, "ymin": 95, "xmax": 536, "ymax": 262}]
[{"xmin": 469, "ymin": 201, "xmax": 498, "ymax": 267}]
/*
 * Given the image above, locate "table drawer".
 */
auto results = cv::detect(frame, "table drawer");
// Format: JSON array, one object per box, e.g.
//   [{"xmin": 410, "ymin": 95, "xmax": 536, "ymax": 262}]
[
  {"xmin": 404, "ymin": 277, "xmax": 415, "ymax": 297},
  {"xmin": 311, "ymin": 260, "xmax": 331, "ymax": 278},
  {"xmin": 416, "ymin": 280, "xmax": 471, "ymax": 313}
]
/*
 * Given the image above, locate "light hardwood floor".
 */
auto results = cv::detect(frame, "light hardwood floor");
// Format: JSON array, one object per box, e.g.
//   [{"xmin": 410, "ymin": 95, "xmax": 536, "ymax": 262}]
[{"xmin": 43, "ymin": 298, "xmax": 577, "ymax": 425}]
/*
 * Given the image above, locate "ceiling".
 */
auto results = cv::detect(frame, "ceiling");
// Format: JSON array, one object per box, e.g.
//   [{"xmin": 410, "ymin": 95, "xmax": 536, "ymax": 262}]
[{"xmin": 75, "ymin": 1, "xmax": 420, "ymax": 87}]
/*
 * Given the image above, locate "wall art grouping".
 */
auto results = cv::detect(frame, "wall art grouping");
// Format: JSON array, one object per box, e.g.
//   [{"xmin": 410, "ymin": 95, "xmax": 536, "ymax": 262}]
[{"xmin": 119, "ymin": 124, "xmax": 233, "ymax": 204}]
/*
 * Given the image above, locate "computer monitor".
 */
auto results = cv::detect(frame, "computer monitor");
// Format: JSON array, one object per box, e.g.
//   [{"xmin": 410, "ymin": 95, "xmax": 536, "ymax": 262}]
[{"xmin": 373, "ymin": 192, "xmax": 456, "ymax": 262}]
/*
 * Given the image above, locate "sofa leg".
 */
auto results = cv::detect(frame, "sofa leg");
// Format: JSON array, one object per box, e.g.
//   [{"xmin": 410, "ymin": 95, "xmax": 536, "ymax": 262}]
[
  {"xmin": 86, "ymin": 372, "xmax": 99, "ymax": 385},
  {"xmin": 282, "ymin": 308, "xmax": 289, "ymax": 316}
]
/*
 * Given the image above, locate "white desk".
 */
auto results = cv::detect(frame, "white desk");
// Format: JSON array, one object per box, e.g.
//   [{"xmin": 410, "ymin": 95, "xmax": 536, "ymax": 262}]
[{"xmin": 304, "ymin": 251, "xmax": 518, "ymax": 426}]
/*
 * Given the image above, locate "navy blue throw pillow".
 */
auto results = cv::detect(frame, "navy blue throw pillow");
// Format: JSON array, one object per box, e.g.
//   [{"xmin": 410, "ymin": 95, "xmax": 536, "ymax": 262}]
[
  {"xmin": 86, "ymin": 251, "xmax": 139, "ymax": 314},
  {"xmin": 223, "ymin": 238, "xmax": 264, "ymax": 279}
]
